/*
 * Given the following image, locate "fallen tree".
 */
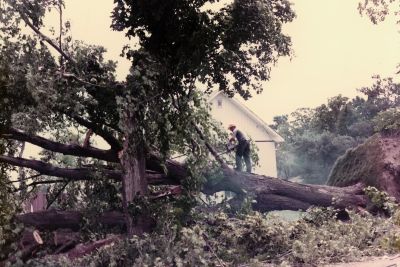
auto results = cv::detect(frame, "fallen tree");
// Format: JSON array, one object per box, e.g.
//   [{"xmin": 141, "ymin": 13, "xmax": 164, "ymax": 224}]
[
  {"xmin": 7, "ymin": 162, "xmax": 371, "ymax": 263},
  {"xmin": 3, "ymin": 130, "xmax": 371, "ymax": 214},
  {"xmin": 16, "ymin": 178, "xmax": 369, "ymax": 227}
]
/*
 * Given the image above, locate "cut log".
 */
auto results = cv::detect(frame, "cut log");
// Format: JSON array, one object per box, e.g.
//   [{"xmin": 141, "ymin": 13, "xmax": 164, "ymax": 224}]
[
  {"xmin": 5, "ymin": 230, "xmax": 43, "ymax": 264},
  {"xmin": 63, "ymin": 235, "xmax": 121, "ymax": 259},
  {"xmin": 19, "ymin": 230, "xmax": 43, "ymax": 248},
  {"xmin": 53, "ymin": 229, "xmax": 79, "ymax": 253},
  {"xmin": 17, "ymin": 210, "xmax": 83, "ymax": 231}
]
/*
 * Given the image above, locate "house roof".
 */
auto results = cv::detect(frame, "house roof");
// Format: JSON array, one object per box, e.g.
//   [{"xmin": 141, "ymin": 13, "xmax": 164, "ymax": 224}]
[{"xmin": 208, "ymin": 91, "xmax": 284, "ymax": 143}]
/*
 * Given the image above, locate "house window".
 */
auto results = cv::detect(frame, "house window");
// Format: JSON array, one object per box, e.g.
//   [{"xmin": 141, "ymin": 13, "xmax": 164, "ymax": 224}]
[{"xmin": 217, "ymin": 99, "xmax": 222, "ymax": 107}]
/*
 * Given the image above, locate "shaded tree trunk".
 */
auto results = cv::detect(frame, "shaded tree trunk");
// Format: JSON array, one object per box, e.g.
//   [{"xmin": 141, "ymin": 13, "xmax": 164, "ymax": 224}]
[
  {"xmin": 120, "ymin": 143, "xmax": 147, "ymax": 201},
  {"xmin": 119, "ymin": 113, "xmax": 148, "ymax": 236}
]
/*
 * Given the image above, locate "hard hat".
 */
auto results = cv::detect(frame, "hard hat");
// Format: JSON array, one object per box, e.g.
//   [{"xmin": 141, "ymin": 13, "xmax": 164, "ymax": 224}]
[{"xmin": 228, "ymin": 124, "xmax": 236, "ymax": 129}]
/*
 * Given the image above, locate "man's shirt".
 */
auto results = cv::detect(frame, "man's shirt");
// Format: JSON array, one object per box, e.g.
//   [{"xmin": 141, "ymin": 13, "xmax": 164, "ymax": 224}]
[{"xmin": 232, "ymin": 129, "xmax": 248, "ymax": 143}]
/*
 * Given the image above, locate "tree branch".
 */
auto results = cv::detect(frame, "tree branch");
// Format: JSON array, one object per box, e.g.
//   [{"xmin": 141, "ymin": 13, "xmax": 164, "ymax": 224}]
[
  {"xmin": 46, "ymin": 181, "xmax": 69, "ymax": 209},
  {"xmin": 3, "ymin": 128, "xmax": 119, "ymax": 162},
  {"xmin": 170, "ymin": 97, "xmax": 228, "ymax": 168},
  {"xmin": 66, "ymin": 114, "xmax": 122, "ymax": 151},
  {"xmin": 7, "ymin": 173, "xmax": 42, "ymax": 184},
  {"xmin": 0, "ymin": 155, "xmax": 121, "ymax": 181},
  {"xmin": 202, "ymin": 169, "xmax": 369, "ymax": 212},
  {"xmin": 25, "ymin": 179, "xmax": 65, "ymax": 188},
  {"xmin": 61, "ymin": 72, "xmax": 109, "ymax": 88},
  {"xmin": 191, "ymin": 122, "xmax": 229, "ymax": 169},
  {"xmin": 12, "ymin": 2, "xmax": 75, "ymax": 64},
  {"xmin": 0, "ymin": 154, "xmax": 176, "ymax": 185}
]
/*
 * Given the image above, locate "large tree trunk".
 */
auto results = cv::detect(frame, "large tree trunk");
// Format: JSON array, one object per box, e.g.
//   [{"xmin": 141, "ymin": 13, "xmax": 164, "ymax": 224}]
[
  {"xmin": 147, "ymin": 157, "xmax": 370, "ymax": 212},
  {"xmin": 119, "ymin": 113, "xmax": 148, "ymax": 236},
  {"xmin": 204, "ymin": 169, "xmax": 368, "ymax": 212},
  {"xmin": 120, "ymin": 147, "xmax": 147, "ymax": 236},
  {"xmin": 120, "ymin": 144, "xmax": 147, "ymax": 201}
]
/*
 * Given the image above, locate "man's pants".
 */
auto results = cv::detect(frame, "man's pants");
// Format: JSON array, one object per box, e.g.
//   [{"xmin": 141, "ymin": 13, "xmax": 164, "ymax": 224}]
[{"xmin": 235, "ymin": 141, "xmax": 251, "ymax": 173}]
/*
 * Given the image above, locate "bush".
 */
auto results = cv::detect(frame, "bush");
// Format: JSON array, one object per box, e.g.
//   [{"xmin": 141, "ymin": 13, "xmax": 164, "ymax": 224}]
[
  {"xmin": 30, "ymin": 206, "xmax": 400, "ymax": 267},
  {"xmin": 372, "ymin": 108, "xmax": 400, "ymax": 133}
]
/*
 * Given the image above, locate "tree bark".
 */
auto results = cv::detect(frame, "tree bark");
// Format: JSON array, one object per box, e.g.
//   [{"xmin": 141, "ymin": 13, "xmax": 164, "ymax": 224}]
[
  {"xmin": 120, "ymin": 144, "xmax": 147, "ymax": 202},
  {"xmin": 53, "ymin": 229, "xmax": 79, "ymax": 253},
  {"xmin": 202, "ymin": 169, "xmax": 369, "ymax": 212},
  {"xmin": 0, "ymin": 155, "xmax": 121, "ymax": 181},
  {"xmin": 119, "ymin": 106, "xmax": 149, "ymax": 236},
  {"xmin": 17, "ymin": 210, "xmax": 83, "ymax": 231},
  {"xmin": 2, "ymin": 128, "xmax": 118, "ymax": 162},
  {"xmin": 120, "ymin": 139, "xmax": 147, "ymax": 236},
  {"xmin": 148, "ymin": 156, "xmax": 370, "ymax": 212}
]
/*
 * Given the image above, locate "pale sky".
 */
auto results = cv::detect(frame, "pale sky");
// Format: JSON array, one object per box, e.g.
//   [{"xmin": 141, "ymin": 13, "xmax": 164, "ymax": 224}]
[{"xmin": 47, "ymin": 0, "xmax": 400, "ymax": 123}]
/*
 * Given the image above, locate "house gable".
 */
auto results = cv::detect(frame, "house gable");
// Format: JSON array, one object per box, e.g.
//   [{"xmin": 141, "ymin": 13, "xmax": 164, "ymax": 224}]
[{"xmin": 209, "ymin": 91, "xmax": 284, "ymax": 143}]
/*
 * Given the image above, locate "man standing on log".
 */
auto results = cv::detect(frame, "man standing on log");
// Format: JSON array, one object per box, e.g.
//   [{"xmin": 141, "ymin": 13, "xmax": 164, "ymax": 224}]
[{"xmin": 228, "ymin": 124, "xmax": 252, "ymax": 173}]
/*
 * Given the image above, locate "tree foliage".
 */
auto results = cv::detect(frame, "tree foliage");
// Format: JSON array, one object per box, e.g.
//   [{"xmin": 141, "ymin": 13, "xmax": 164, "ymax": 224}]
[{"xmin": 358, "ymin": 0, "xmax": 399, "ymax": 24}]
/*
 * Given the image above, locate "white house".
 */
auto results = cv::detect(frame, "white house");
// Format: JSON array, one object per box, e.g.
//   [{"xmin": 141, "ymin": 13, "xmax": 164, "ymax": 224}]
[{"xmin": 208, "ymin": 91, "xmax": 284, "ymax": 177}]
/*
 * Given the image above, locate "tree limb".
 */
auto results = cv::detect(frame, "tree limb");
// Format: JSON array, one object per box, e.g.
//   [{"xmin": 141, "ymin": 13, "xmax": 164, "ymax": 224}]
[
  {"xmin": 11, "ymin": 2, "xmax": 75, "ymax": 64},
  {"xmin": 25, "ymin": 179, "xmax": 65, "ymax": 188},
  {"xmin": 46, "ymin": 181, "xmax": 69, "ymax": 209},
  {"xmin": 0, "ymin": 154, "xmax": 177, "ymax": 186},
  {"xmin": 7, "ymin": 173, "xmax": 42, "ymax": 184},
  {"xmin": 66, "ymin": 114, "xmax": 122, "ymax": 151},
  {"xmin": 64, "ymin": 235, "xmax": 121, "ymax": 259},
  {"xmin": 2, "ymin": 128, "xmax": 119, "ymax": 162},
  {"xmin": 0, "ymin": 141, "xmax": 369, "ymax": 213},
  {"xmin": 0, "ymin": 155, "xmax": 121, "ymax": 181},
  {"xmin": 192, "ymin": 122, "xmax": 229, "ymax": 168}
]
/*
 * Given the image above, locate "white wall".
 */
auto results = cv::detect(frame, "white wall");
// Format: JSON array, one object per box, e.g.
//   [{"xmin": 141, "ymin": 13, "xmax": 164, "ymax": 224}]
[{"xmin": 209, "ymin": 94, "xmax": 278, "ymax": 177}]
